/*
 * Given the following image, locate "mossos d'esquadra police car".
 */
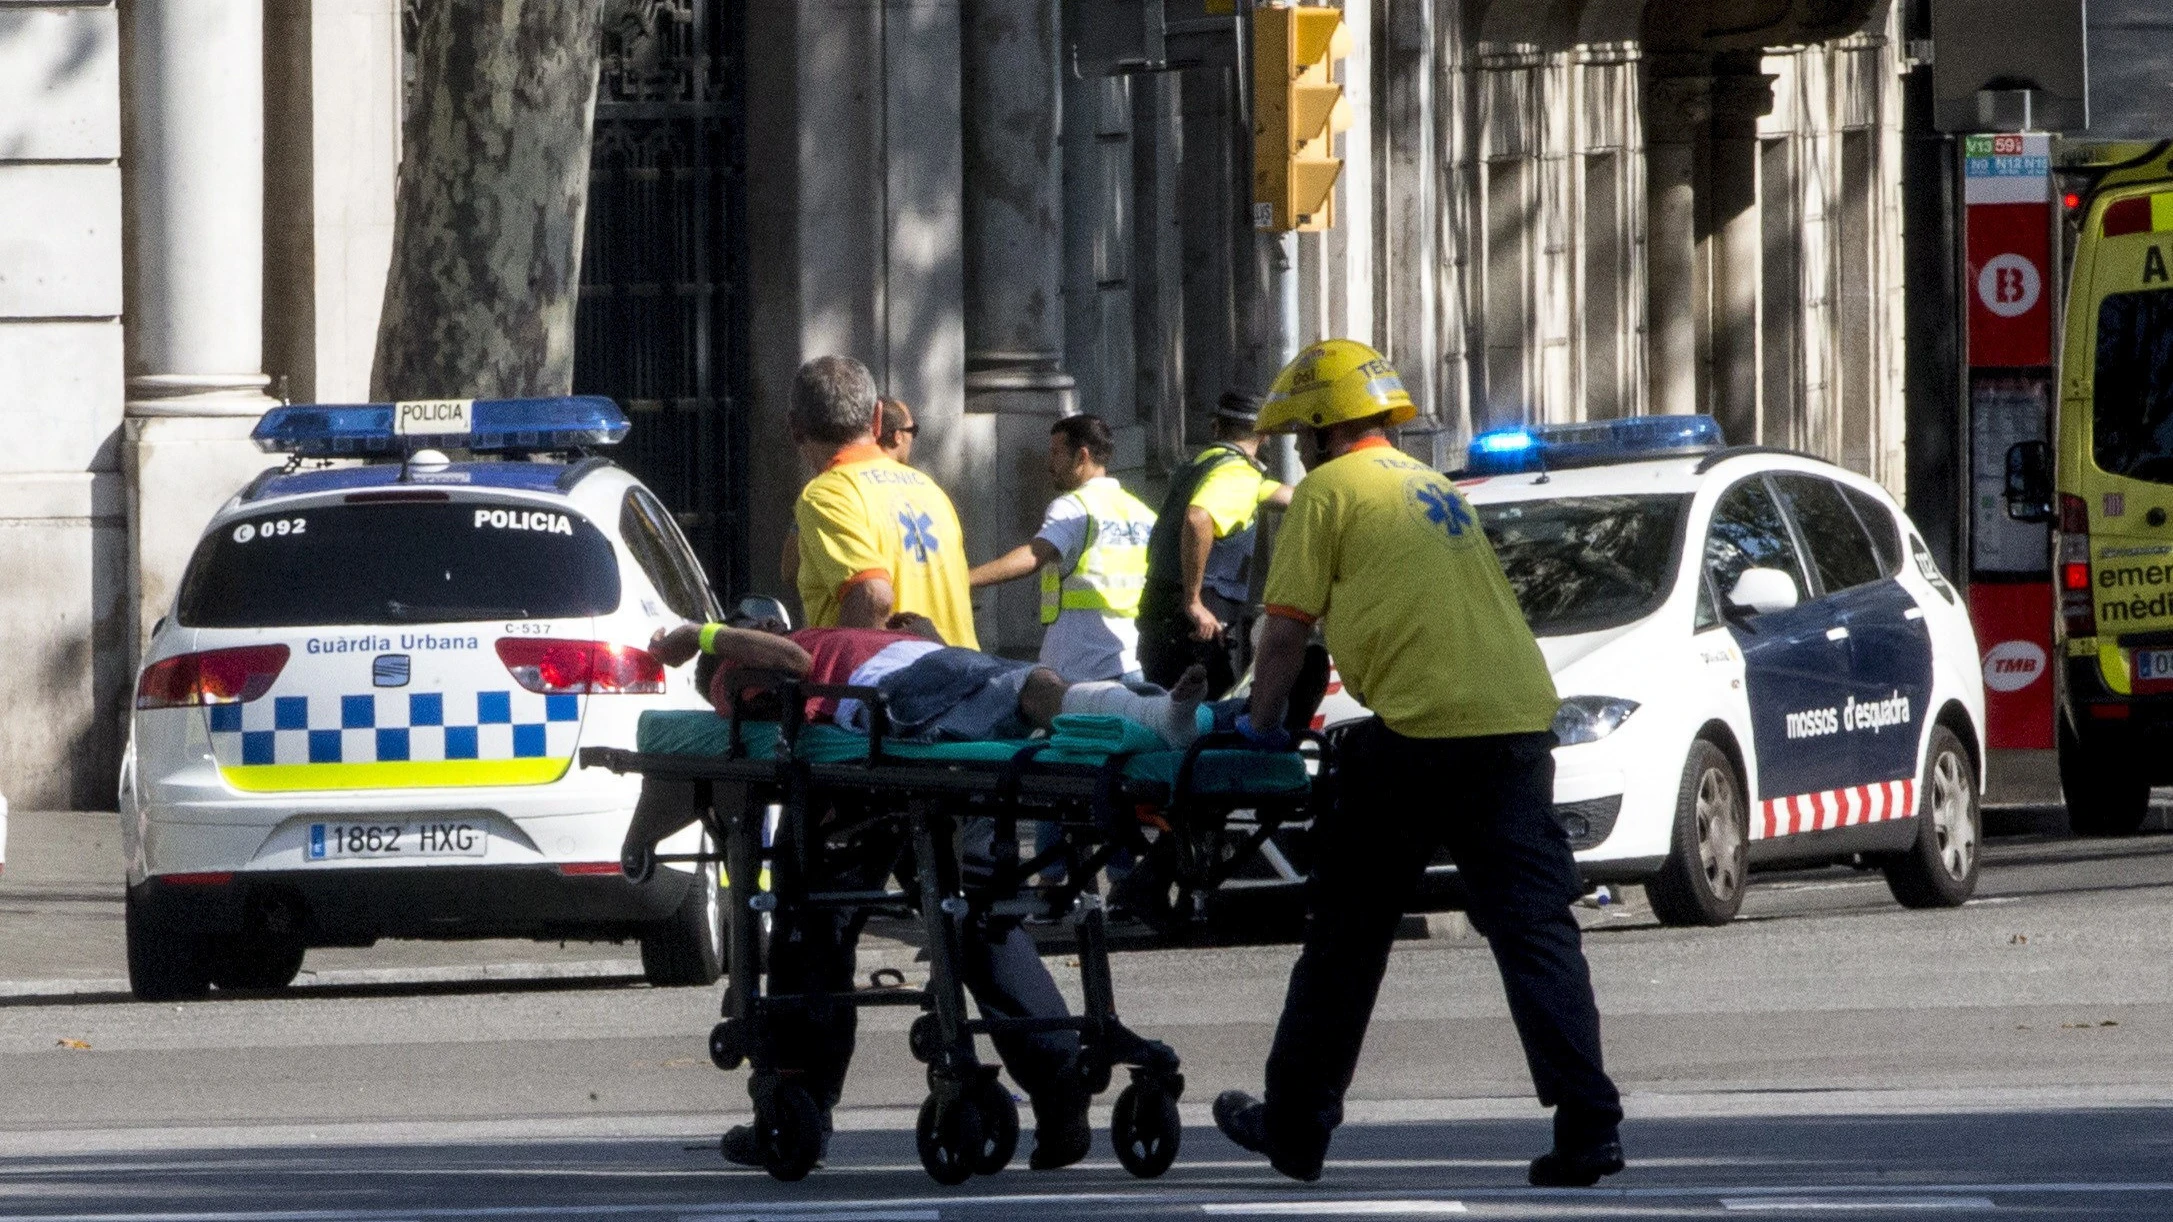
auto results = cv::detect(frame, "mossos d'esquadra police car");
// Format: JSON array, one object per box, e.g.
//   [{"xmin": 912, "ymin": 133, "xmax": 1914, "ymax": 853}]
[
  {"xmin": 119, "ymin": 397, "xmax": 727, "ymax": 999},
  {"xmin": 1308, "ymin": 416, "xmax": 1986, "ymax": 924}
]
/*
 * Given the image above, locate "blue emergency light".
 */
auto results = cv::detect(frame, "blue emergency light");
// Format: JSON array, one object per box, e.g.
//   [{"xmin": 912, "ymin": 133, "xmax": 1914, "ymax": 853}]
[
  {"xmin": 1464, "ymin": 414, "xmax": 1725, "ymax": 476},
  {"xmin": 251, "ymin": 395, "xmax": 630, "ymax": 458}
]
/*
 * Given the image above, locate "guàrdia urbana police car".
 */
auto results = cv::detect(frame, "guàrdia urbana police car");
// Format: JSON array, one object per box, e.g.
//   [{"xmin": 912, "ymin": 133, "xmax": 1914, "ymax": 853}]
[
  {"xmin": 119, "ymin": 397, "xmax": 728, "ymax": 998},
  {"xmin": 1307, "ymin": 416, "xmax": 1986, "ymax": 924}
]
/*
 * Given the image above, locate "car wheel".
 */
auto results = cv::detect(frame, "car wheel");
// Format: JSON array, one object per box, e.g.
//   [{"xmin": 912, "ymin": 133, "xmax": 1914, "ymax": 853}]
[
  {"xmin": 641, "ymin": 851, "xmax": 724, "ymax": 987},
  {"xmin": 126, "ymin": 887, "xmax": 211, "ymax": 1002},
  {"xmin": 1883, "ymin": 725, "xmax": 1980, "ymax": 909},
  {"xmin": 206, "ymin": 934, "xmax": 306, "ymax": 991},
  {"xmin": 2059, "ymin": 717, "xmax": 2150, "ymax": 837},
  {"xmin": 1648, "ymin": 739, "xmax": 1748, "ymax": 927}
]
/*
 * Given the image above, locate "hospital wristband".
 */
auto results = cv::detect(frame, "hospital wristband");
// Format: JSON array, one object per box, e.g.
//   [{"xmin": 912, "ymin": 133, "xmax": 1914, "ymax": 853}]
[{"xmin": 698, "ymin": 622, "xmax": 724, "ymax": 655}]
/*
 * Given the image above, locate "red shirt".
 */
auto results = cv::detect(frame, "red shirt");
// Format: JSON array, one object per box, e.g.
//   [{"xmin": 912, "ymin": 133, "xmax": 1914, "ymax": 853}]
[{"xmin": 708, "ymin": 627, "xmax": 926, "ymax": 720}]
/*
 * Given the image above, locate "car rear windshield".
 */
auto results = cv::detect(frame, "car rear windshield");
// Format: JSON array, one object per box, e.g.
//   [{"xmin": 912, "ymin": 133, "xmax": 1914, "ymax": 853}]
[
  {"xmin": 2094, "ymin": 287, "xmax": 2173, "ymax": 482},
  {"xmin": 1479, "ymin": 493, "xmax": 1690, "ymax": 638},
  {"xmin": 177, "ymin": 499, "xmax": 621, "ymax": 628}
]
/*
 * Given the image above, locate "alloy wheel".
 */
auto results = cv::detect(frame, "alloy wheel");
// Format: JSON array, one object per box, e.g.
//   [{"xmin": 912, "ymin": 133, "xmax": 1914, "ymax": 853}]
[
  {"xmin": 1929, "ymin": 749, "xmax": 1977, "ymax": 881},
  {"xmin": 1696, "ymin": 765, "xmax": 1744, "ymax": 901}
]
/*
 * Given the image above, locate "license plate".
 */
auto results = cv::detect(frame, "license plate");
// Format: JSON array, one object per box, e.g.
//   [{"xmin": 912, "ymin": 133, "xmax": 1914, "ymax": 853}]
[
  {"xmin": 2137, "ymin": 649, "xmax": 2173, "ymax": 686},
  {"xmin": 306, "ymin": 821, "xmax": 486, "ymax": 860}
]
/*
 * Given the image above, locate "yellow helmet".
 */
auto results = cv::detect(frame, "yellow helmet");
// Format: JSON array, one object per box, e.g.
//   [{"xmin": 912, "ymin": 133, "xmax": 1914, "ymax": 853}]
[{"xmin": 1259, "ymin": 339, "xmax": 1417, "ymax": 433}]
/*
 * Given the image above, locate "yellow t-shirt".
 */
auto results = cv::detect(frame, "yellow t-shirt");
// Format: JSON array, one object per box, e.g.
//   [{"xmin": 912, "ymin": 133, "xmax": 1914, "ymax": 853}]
[
  {"xmin": 794, "ymin": 445, "xmax": 979, "ymax": 649},
  {"xmin": 1261, "ymin": 437, "xmax": 1556, "ymax": 739}
]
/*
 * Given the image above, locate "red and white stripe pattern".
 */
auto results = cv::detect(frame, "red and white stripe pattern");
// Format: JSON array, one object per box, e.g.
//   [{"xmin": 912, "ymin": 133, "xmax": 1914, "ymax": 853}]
[{"xmin": 1755, "ymin": 779, "xmax": 1918, "ymax": 840}]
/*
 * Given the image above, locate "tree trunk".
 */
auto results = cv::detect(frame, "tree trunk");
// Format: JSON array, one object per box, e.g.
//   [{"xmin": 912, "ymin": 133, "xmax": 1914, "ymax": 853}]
[{"xmin": 370, "ymin": 0, "xmax": 604, "ymax": 401}]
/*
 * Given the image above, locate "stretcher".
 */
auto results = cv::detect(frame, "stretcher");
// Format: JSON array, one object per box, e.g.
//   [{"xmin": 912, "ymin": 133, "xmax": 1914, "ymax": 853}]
[{"xmin": 578, "ymin": 675, "xmax": 1325, "ymax": 1185}]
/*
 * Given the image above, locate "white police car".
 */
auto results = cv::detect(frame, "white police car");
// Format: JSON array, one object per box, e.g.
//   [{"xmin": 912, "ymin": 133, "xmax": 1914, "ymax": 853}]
[
  {"xmin": 1310, "ymin": 416, "xmax": 1986, "ymax": 924},
  {"xmin": 118, "ymin": 397, "xmax": 726, "ymax": 998}
]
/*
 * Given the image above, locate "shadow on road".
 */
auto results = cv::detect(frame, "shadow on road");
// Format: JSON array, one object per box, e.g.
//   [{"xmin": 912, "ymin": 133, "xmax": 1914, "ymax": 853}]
[{"xmin": 4, "ymin": 1108, "xmax": 2173, "ymax": 1219}]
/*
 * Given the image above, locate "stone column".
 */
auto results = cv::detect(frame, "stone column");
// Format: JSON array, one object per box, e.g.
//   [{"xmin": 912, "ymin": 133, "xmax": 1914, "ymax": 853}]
[
  {"xmin": 122, "ymin": 0, "xmax": 281, "ymax": 644},
  {"xmin": 1642, "ymin": 60, "xmax": 1710, "ymax": 417},
  {"xmin": 1710, "ymin": 58, "xmax": 1775, "ymax": 447},
  {"xmin": 962, "ymin": 0, "xmax": 1074, "ymax": 655}
]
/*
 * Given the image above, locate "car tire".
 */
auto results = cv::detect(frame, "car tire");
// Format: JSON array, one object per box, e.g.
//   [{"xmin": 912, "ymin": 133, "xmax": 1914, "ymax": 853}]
[
  {"xmin": 206, "ymin": 934, "xmax": 307, "ymax": 991},
  {"xmin": 1882, "ymin": 725, "xmax": 1981, "ymax": 908},
  {"xmin": 641, "ymin": 853, "xmax": 724, "ymax": 987},
  {"xmin": 2060, "ymin": 717, "xmax": 2150, "ymax": 837},
  {"xmin": 126, "ymin": 888, "xmax": 211, "ymax": 1002},
  {"xmin": 1648, "ymin": 739, "xmax": 1748, "ymax": 927}
]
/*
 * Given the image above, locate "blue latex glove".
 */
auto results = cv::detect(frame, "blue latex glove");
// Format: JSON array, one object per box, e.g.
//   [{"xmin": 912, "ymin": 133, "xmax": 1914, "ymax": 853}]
[{"xmin": 1233, "ymin": 712, "xmax": 1294, "ymax": 752}]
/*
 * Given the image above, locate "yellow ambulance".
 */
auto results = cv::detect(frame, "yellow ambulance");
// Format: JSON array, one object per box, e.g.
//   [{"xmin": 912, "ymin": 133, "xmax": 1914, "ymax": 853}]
[{"xmin": 2009, "ymin": 143, "xmax": 2173, "ymax": 834}]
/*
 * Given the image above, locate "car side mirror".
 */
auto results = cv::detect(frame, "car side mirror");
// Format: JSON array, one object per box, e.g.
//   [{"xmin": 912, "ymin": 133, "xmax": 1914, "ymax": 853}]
[
  {"xmin": 2004, "ymin": 440, "xmax": 2054, "ymax": 524},
  {"xmin": 1726, "ymin": 567, "xmax": 1800, "ymax": 617},
  {"xmin": 734, "ymin": 594, "xmax": 793, "ymax": 631}
]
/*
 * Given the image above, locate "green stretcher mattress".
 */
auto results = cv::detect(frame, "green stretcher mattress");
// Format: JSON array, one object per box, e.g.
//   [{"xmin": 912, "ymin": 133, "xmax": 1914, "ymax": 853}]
[{"xmin": 632, "ymin": 709, "xmax": 1311, "ymax": 797}]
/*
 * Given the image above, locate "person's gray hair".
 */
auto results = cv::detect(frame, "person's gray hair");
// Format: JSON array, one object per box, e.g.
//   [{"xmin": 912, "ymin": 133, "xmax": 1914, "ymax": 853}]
[{"xmin": 790, "ymin": 356, "xmax": 880, "ymax": 445}]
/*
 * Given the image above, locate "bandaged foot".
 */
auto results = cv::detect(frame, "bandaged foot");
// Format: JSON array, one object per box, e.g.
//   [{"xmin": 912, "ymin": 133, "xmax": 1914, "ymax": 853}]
[{"xmin": 1060, "ymin": 665, "xmax": 1207, "ymax": 748}]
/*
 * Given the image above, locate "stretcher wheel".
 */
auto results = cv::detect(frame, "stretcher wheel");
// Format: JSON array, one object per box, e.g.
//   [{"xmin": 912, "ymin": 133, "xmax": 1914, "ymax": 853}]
[
  {"xmin": 915, "ymin": 1092, "xmax": 985, "ymax": 1186},
  {"xmin": 908, "ymin": 1013, "xmax": 942, "ymax": 1065},
  {"xmin": 710, "ymin": 1020, "xmax": 747, "ymax": 1071},
  {"xmin": 1111, "ymin": 1081, "xmax": 1181, "ymax": 1179},
  {"xmin": 968, "ymin": 1077, "xmax": 1020, "ymax": 1175},
  {"xmin": 753, "ymin": 1082, "xmax": 823, "ymax": 1182}
]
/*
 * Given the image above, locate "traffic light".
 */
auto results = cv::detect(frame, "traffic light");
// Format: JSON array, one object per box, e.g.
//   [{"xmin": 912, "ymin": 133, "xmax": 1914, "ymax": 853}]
[{"xmin": 1252, "ymin": 3, "xmax": 1352, "ymax": 232}]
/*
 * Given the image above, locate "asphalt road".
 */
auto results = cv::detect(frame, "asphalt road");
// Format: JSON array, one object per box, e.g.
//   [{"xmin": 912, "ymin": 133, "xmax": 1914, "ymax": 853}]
[{"xmin": 9, "ymin": 805, "xmax": 2173, "ymax": 1219}]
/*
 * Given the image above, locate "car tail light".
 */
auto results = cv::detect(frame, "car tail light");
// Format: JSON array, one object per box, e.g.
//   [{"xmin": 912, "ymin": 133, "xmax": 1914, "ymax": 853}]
[
  {"xmin": 556, "ymin": 861, "xmax": 623, "ymax": 876},
  {"xmin": 495, "ymin": 639, "xmax": 665, "ymax": 695},
  {"xmin": 2058, "ymin": 493, "xmax": 2095, "ymax": 638},
  {"xmin": 136, "ymin": 645, "xmax": 290, "ymax": 710}
]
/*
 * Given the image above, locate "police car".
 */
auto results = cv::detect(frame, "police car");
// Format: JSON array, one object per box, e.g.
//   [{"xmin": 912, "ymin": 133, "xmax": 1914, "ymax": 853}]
[
  {"xmin": 118, "ymin": 397, "xmax": 726, "ymax": 999},
  {"xmin": 1308, "ymin": 416, "xmax": 1986, "ymax": 924}
]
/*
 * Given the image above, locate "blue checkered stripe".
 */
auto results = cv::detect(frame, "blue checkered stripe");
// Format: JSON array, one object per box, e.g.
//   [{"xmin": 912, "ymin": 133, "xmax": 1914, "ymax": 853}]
[{"xmin": 207, "ymin": 690, "xmax": 581, "ymax": 767}]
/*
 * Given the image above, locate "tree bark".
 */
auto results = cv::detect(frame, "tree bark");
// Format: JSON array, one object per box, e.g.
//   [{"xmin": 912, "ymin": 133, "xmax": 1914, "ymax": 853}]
[{"xmin": 370, "ymin": 0, "xmax": 604, "ymax": 401}]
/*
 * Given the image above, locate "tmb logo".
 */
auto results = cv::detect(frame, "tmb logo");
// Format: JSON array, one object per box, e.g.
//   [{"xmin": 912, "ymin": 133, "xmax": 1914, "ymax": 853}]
[{"xmin": 1982, "ymin": 639, "xmax": 2047, "ymax": 693}]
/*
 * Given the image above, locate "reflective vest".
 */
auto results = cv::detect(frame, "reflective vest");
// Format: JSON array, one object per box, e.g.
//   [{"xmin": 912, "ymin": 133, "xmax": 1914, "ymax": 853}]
[{"xmin": 1039, "ymin": 480, "xmax": 1157, "ymax": 624}]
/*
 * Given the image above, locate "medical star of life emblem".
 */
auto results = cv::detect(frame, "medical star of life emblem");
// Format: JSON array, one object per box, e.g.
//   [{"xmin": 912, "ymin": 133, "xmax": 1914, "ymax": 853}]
[
  {"xmin": 898, "ymin": 506, "xmax": 938, "ymax": 562},
  {"xmin": 1406, "ymin": 475, "xmax": 1474, "ymax": 543}
]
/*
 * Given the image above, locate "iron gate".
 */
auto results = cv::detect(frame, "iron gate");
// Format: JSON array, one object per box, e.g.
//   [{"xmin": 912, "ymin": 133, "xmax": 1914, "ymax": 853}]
[{"xmin": 575, "ymin": 0, "xmax": 750, "ymax": 599}]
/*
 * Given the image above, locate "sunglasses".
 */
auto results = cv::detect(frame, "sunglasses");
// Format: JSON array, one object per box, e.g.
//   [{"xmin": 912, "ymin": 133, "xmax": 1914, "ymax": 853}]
[{"xmin": 887, "ymin": 425, "xmax": 920, "ymax": 437}]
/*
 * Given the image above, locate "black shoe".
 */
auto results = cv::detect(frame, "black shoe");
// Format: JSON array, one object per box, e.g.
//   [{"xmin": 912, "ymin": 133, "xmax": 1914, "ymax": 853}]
[
  {"xmin": 1212, "ymin": 1090, "xmax": 1323, "ymax": 1183},
  {"xmin": 720, "ymin": 1117, "xmax": 833, "ymax": 1170},
  {"xmin": 1027, "ymin": 1092, "xmax": 1093, "ymax": 1170},
  {"xmin": 1527, "ymin": 1139, "xmax": 1624, "ymax": 1187},
  {"xmin": 719, "ymin": 1123, "xmax": 764, "ymax": 1168}
]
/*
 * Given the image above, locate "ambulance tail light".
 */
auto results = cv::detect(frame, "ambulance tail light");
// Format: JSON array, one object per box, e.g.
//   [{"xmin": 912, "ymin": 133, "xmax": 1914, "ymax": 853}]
[
  {"xmin": 495, "ymin": 639, "xmax": 666, "ymax": 695},
  {"xmin": 135, "ymin": 645, "xmax": 291, "ymax": 710},
  {"xmin": 2058, "ymin": 493, "xmax": 2095, "ymax": 637}
]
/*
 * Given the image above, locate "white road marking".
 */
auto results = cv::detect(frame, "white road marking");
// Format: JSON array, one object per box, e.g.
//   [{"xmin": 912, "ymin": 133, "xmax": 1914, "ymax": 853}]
[
  {"xmin": 1720, "ymin": 1199, "xmax": 1996, "ymax": 1212},
  {"xmin": 680, "ymin": 1213, "xmax": 937, "ymax": 1222},
  {"xmin": 1202, "ymin": 1205, "xmax": 1466, "ymax": 1216}
]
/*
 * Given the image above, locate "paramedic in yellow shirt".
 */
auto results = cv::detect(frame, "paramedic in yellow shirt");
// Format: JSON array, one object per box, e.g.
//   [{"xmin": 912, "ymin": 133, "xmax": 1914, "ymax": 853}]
[
  {"xmin": 1209, "ymin": 340, "xmax": 1624, "ymax": 1190},
  {"xmin": 788, "ymin": 357, "xmax": 977, "ymax": 649}
]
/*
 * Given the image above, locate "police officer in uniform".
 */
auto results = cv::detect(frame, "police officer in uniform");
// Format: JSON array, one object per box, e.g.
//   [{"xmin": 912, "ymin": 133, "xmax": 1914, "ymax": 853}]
[
  {"xmin": 1212, "ymin": 340, "xmax": 1625, "ymax": 1187},
  {"xmin": 969, "ymin": 414, "xmax": 1158, "ymax": 683},
  {"xmin": 1137, "ymin": 392, "xmax": 1294, "ymax": 696}
]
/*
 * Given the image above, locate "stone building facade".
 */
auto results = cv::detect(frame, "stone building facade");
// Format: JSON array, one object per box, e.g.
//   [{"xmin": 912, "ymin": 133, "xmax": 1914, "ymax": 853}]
[{"xmin": 0, "ymin": 0, "xmax": 1924, "ymax": 806}]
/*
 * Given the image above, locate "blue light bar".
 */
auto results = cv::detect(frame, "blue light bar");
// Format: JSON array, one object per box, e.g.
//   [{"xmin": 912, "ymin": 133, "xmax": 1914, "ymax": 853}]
[
  {"xmin": 1465, "ymin": 414, "xmax": 1725, "ymax": 476},
  {"xmin": 252, "ymin": 396, "xmax": 630, "ymax": 457}
]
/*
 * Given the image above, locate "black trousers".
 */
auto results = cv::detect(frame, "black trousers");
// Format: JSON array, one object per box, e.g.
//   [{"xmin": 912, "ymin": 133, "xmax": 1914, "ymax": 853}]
[
  {"xmin": 1137, "ymin": 589, "xmax": 1242, "ymax": 698},
  {"xmin": 1264, "ymin": 719, "xmax": 1622, "ymax": 1156},
  {"xmin": 767, "ymin": 810, "xmax": 1080, "ymax": 1114}
]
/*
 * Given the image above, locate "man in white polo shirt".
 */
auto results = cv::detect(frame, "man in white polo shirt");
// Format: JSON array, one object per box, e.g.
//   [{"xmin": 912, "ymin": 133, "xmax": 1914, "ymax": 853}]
[{"xmin": 969, "ymin": 414, "xmax": 1158, "ymax": 683}]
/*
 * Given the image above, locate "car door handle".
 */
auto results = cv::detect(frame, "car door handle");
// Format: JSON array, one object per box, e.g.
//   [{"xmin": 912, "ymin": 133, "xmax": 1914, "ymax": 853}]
[{"xmin": 1825, "ymin": 626, "xmax": 1850, "ymax": 641}]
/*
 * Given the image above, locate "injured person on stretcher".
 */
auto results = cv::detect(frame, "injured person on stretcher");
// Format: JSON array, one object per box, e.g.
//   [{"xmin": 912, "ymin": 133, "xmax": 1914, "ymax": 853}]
[
  {"xmin": 649, "ymin": 612, "xmax": 1213, "ymax": 748},
  {"xmin": 644, "ymin": 612, "xmax": 1220, "ymax": 1174}
]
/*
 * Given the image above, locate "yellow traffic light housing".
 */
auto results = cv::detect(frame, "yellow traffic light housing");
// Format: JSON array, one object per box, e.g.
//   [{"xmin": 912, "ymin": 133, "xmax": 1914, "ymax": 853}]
[{"xmin": 1253, "ymin": 4, "xmax": 1352, "ymax": 232}]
